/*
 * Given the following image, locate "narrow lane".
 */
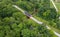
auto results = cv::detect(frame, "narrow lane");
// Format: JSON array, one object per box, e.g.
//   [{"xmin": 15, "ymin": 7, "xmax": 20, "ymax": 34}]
[{"xmin": 50, "ymin": 0, "xmax": 58, "ymax": 12}]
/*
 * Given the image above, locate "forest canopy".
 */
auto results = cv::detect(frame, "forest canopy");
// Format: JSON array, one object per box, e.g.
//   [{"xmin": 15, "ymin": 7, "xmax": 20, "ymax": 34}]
[{"xmin": 0, "ymin": 0, "xmax": 60, "ymax": 37}]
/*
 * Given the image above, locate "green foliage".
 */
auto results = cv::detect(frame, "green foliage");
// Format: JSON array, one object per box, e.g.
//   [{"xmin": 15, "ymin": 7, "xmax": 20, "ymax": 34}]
[
  {"xmin": 0, "ymin": 0, "xmax": 59, "ymax": 37},
  {"xmin": 56, "ymin": 20, "xmax": 60, "ymax": 29}
]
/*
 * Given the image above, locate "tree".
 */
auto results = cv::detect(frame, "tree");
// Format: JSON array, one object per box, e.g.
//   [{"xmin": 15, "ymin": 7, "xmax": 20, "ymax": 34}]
[{"xmin": 0, "ymin": 0, "xmax": 58, "ymax": 37}]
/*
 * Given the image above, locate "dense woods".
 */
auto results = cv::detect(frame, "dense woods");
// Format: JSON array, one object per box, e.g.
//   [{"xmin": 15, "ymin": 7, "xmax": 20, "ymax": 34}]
[{"xmin": 0, "ymin": 0, "xmax": 60, "ymax": 37}]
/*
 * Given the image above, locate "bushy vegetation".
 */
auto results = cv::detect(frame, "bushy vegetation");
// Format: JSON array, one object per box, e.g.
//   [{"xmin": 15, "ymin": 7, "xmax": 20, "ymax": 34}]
[{"xmin": 0, "ymin": 0, "xmax": 60, "ymax": 37}]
